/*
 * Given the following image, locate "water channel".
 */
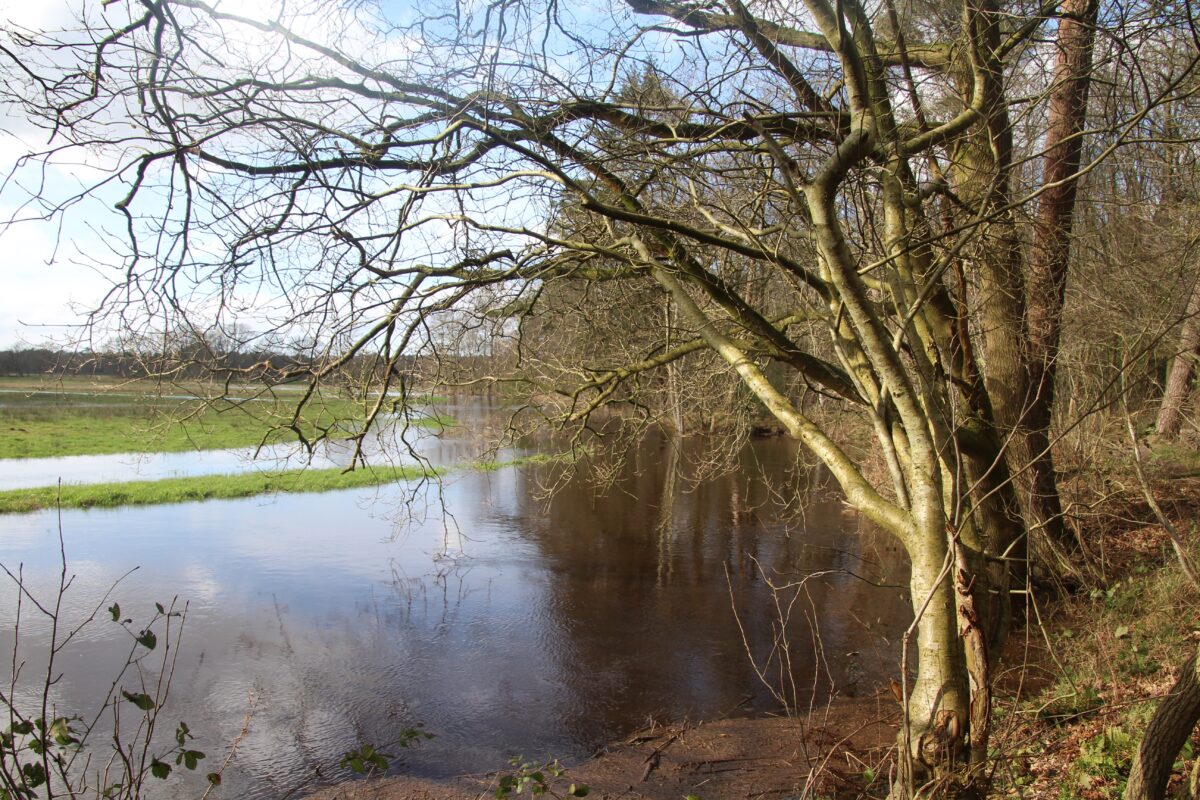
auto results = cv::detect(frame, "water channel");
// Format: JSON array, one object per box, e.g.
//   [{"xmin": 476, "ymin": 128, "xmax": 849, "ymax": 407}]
[{"xmin": 0, "ymin": 401, "xmax": 910, "ymax": 799}]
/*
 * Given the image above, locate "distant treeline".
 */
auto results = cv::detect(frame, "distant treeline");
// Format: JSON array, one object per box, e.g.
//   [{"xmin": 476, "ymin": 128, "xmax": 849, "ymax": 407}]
[
  {"xmin": 0, "ymin": 348, "xmax": 292, "ymax": 378},
  {"xmin": 0, "ymin": 348, "xmax": 422, "ymax": 382}
]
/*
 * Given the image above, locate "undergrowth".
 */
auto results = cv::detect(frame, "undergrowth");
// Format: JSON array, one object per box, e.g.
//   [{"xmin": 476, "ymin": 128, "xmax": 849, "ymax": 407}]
[{"xmin": 991, "ymin": 487, "xmax": 1200, "ymax": 800}]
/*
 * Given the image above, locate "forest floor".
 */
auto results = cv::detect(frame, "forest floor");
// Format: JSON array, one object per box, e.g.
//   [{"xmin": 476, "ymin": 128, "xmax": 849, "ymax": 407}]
[{"xmin": 303, "ymin": 473, "xmax": 1200, "ymax": 800}]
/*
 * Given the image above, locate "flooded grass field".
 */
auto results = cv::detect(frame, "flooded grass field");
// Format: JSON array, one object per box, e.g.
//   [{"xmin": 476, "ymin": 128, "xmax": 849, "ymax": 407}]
[
  {"xmin": 0, "ymin": 376, "xmax": 451, "ymax": 460},
  {"xmin": 0, "ymin": 396, "xmax": 910, "ymax": 799}
]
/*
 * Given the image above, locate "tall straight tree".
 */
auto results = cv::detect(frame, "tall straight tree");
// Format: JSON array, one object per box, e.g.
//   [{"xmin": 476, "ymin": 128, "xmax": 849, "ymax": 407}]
[
  {"xmin": 1156, "ymin": 278, "xmax": 1200, "ymax": 438},
  {"xmin": 1022, "ymin": 0, "xmax": 1100, "ymax": 555}
]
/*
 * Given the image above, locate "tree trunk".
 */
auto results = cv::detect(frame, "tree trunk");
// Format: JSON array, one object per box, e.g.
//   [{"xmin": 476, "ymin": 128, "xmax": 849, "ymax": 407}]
[
  {"xmin": 897, "ymin": 523, "xmax": 972, "ymax": 795},
  {"xmin": 952, "ymin": 0, "xmax": 1081, "ymax": 573},
  {"xmin": 1156, "ymin": 280, "xmax": 1200, "ymax": 439},
  {"xmin": 1022, "ymin": 0, "xmax": 1100, "ymax": 555},
  {"xmin": 1125, "ymin": 648, "xmax": 1200, "ymax": 800}
]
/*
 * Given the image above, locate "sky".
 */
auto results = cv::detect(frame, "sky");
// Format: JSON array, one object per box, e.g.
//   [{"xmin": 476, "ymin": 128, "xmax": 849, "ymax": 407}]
[
  {"xmin": 0, "ymin": 0, "xmax": 340, "ymax": 351},
  {"xmin": 0, "ymin": 0, "xmax": 514, "ymax": 352},
  {"xmin": 0, "ymin": 0, "xmax": 625, "ymax": 352},
  {"xmin": 0, "ymin": 0, "xmax": 737, "ymax": 353},
  {"xmin": 0, "ymin": 0, "xmax": 113, "ymax": 349}
]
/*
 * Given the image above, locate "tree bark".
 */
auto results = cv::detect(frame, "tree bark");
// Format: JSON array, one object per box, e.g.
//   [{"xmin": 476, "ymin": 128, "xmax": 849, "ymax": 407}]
[
  {"xmin": 952, "ymin": 0, "xmax": 1081, "ymax": 575},
  {"xmin": 1125, "ymin": 648, "xmax": 1200, "ymax": 800},
  {"xmin": 1022, "ymin": 0, "xmax": 1100, "ymax": 553},
  {"xmin": 1156, "ymin": 280, "xmax": 1200, "ymax": 439}
]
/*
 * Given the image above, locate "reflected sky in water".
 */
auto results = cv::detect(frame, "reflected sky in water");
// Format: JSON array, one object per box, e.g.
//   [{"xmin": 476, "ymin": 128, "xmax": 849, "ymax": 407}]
[{"xmin": 0, "ymin": 407, "xmax": 910, "ymax": 800}]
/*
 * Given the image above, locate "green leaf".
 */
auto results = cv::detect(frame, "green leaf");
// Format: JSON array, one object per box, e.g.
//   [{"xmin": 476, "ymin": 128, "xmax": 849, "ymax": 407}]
[
  {"xmin": 136, "ymin": 629, "xmax": 157, "ymax": 650},
  {"xmin": 150, "ymin": 758, "xmax": 171, "ymax": 779},
  {"xmin": 183, "ymin": 750, "xmax": 205, "ymax": 770},
  {"xmin": 340, "ymin": 744, "xmax": 391, "ymax": 773},
  {"xmin": 155, "ymin": 602, "xmax": 165, "ymax": 614},
  {"xmin": 568, "ymin": 784, "xmax": 590, "ymax": 797},
  {"xmin": 22, "ymin": 761, "xmax": 47, "ymax": 787},
  {"xmin": 1114, "ymin": 624, "xmax": 1131, "ymax": 639},
  {"xmin": 175, "ymin": 722, "xmax": 191, "ymax": 746},
  {"xmin": 206, "ymin": 773, "xmax": 222, "ymax": 786},
  {"xmin": 109, "ymin": 603, "xmax": 121, "ymax": 622},
  {"xmin": 11, "ymin": 720, "xmax": 33, "ymax": 736},
  {"xmin": 49, "ymin": 717, "xmax": 76, "ymax": 746},
  {"xmin": 122, "ymin": 690, "xmax": 156, "ymax": 711}
]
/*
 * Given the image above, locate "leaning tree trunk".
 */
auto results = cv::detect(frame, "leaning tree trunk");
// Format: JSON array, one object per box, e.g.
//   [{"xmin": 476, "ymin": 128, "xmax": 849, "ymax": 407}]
[
  {"xmin": 1155, "ymin": 280, "xmax": 1200, "ymax": 439},
  {"xmin": 1125, "ymin": 648, "xmax": 1200, "ymax": 800}
]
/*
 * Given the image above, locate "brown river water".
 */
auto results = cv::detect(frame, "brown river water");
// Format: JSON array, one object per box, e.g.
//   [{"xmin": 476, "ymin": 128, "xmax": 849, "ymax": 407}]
[{"xmin": 0, "ymin": 401, "xmax": 910, "ymax": 799}]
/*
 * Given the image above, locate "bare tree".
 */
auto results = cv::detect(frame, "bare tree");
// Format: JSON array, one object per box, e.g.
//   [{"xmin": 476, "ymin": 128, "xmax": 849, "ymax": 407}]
[{"xmin": 2, "ymin": 0, "xmax": 1197, "ymax": 793}]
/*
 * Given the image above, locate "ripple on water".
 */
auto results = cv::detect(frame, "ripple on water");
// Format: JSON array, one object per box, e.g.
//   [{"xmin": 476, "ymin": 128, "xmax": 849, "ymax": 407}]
[{"xmin": 0, "ymin": 414, "xmax": 911, "ymax": 799}]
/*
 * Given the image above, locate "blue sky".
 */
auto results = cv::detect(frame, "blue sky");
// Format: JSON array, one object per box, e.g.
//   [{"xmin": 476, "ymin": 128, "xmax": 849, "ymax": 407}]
[
  {"xmin": 0, "ymin": 0, "xmax": 774, "ymax": 351},
  {"xmin": 0, "ymin": 0, "xmax": 138, "ymax": 349}
]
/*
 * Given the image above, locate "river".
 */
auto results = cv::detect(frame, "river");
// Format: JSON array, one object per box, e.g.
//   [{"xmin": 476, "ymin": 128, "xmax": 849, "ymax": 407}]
[{"xmin": 0, "ymin": 402, "xmax": 909, "ymax": 799}]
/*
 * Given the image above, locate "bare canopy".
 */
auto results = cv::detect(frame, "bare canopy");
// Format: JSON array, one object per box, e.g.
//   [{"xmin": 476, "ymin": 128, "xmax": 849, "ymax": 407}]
[{"xmin": 3, "ymin": 0, "xmax": 1198, "ymax": 793}]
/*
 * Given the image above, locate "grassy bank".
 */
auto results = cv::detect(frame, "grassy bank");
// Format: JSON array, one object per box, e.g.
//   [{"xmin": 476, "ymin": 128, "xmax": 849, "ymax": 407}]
[
  {"xmin": 0, "ymin": 464, "xmax": 437, "ymax": 514},
  {"xmin": 0, "ymin": 377, "xmax": 454, "ymax": 459},
  {"xmin": 989, "ymin": 477, "xmax": 1200, "ymax": 800},
  {"xmin": 0, "ymin": 453, "xmax": 573, "ymax": 514}
]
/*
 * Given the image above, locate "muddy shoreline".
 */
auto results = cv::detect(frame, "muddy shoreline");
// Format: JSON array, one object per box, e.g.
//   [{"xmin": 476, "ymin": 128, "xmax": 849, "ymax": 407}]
[{"xmin": 303, "ymin": 694, "xmax": 899, "ymax": 800}]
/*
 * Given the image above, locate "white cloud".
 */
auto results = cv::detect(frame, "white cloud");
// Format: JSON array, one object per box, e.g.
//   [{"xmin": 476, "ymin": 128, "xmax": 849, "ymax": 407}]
[
  {"xmin": 0, "ymin": 0, "xmax": 74, "ymax": 31},
  {"xmin": 0, "ymin": 203, "xmax": 113, "ymax": 348}
]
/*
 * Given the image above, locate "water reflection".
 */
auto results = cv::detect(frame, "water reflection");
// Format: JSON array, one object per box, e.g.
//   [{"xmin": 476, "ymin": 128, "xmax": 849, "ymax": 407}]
[{"xmin": 0, "ymin": 415, "xmax": 909, "ymax": 800}]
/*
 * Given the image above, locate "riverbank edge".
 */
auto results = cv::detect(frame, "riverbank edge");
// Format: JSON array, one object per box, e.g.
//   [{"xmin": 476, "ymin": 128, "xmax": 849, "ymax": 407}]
[
  {"xmin": 301, "ymin": 699, "xmax": 901, "ymax": 800},
  {"xmin": 298, "ymin": 476, "xmax": 1200, "ymax": 800},
  {"xmin": 0, "ymin": 453, "xmax": 568, "ymax": 514},
  {"xmin": 0, "ymin": 465, "xmax": 438, "ymax": 513}
]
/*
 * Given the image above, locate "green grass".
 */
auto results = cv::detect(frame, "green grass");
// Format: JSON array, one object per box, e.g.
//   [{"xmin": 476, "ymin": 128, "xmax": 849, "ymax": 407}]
[
  {"xmin": 0, "ymin": 451, "xmax": 578, "ymax": 514},
  {"xmin": 469, "ymin": 453, "xmax": 568, "ymax": 471},
  {"xmin": 1149, "ymin": 441, "xmax": 1200, "ymax": 476},
  {"xmin": 0, "ymin": 465, "xmax": 437, "ymax": 514},
  {"xmin": 0, "ymin": 379, "xmax": 455, "ymax": 459}
]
